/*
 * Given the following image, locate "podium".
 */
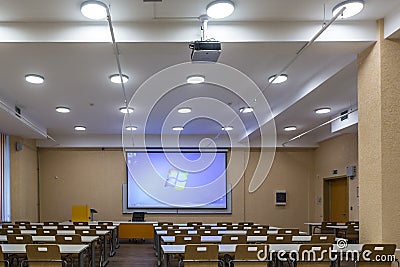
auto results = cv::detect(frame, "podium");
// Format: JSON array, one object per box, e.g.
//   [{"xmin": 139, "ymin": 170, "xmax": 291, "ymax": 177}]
[{"xmin": 72, "ymin": 205, "xmax": 90, "ymax": 222}]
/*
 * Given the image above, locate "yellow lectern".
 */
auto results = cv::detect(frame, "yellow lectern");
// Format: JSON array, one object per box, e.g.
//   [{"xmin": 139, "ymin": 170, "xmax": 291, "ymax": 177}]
[{"xmin": 72, "ymin": 205, "xmax": 90, "ymax": 222}]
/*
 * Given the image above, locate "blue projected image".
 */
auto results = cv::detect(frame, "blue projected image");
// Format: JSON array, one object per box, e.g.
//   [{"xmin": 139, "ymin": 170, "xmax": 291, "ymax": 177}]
[{"xmin": 127, "ymin": 151, "xmax": 227, "ymax": 209}]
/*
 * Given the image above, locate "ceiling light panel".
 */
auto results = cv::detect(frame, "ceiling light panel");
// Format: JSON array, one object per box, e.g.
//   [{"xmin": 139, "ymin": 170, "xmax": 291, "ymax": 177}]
[{"xmin": 80, "ymin": 0, "xmax": 108, "ymax": 20}]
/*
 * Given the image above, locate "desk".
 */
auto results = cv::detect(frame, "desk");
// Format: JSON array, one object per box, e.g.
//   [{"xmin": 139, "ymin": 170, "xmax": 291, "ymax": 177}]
[
  {"xmin": 327, "ymin": 225, "xmax": 359, "ymax": 236},
  {"xmin": 161, "ymin": 235, "xmax": 313, "ymax": 244},
  {"xmin": 0, "ymin": 244, "xmax": 88, "ymax": 267},
  {"xmin": 161, "ymin": 243, "xmax": 396, "ymax": 267},
  {"xmin": 0, "ymin": 235, "xmax": 99, "ymax": 267},
  {"xmin": 304, "ymin": 223, "xmax": 347, "ymax": 235}
]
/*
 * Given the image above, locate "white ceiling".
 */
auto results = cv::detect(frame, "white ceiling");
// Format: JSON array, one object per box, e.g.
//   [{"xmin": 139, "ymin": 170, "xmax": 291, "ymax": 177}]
[{"xmin": 0, "ymin": 0, "xmax": 399, "ymax": 147}]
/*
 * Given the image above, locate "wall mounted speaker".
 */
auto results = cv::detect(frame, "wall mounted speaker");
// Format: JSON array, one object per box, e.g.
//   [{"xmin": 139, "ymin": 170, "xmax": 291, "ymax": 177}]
[{"xmin": 16, "ymin": 141, "xmax": 23, "ymax": 151}]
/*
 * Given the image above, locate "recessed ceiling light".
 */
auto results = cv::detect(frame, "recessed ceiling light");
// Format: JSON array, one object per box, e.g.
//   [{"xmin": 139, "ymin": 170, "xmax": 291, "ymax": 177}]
[
  {"xmin": 222, "ymin": 126, "xmax": 233, "ymax": 131},
  {"xmin": 74, "ymin": 126, "xmax": 86, "ymax": 131},
  {"xmin": 80, "ymin": 0, "xmax": 108, "ymax": 20},
  {"xmin": 187, "ymin": 75, "xmax": 205, "ymax": 84},
  {"xmin": 119, "ymin": 107, "xmax": 134, "ymax": 114},
  {"xmin": 178, "ymin": 107, "xmax": 192, "ymax": 114},
  {"xmin": 125, "ymin": 126, "xmax": 138, "ymax": 131},
  {"xmin": 315, "ymin": 108, "xmax": 332, "ymax": 114},
  {"xmin": 109, "ymin": 74, "xmax": 129, "ymax": 84},
  {"xmin": 332, "ymin": 0, "xmax": 364, "ymax": 19},
  {"xmin": 172, "ymin": 126, "xmax": 184, "ymax": 131},
  {"xmin": 206, "ymin": 0, "xmax": 235, "ymax": 19},
  {"xmin": 25, "ymin": 74, "xmax": 44, "ymax": 84},
  {"xmin": 55, "ymin": 107, "xmax": 71, "ymax": 113},
  {"xmin": 284, "ymin": 126, "xmax": 297, "ymax": 132},
  {"xmin": 268, "ymin": 74, "xmax": 288, "ymax": 84},
  {"xmin": 239, "ymin": 107, "xmax": 254, "ymax": 114}
]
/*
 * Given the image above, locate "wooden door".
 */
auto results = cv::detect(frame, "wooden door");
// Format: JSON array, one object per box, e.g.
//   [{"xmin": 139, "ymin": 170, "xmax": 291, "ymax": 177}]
[{"xmin": 330, "ymin": 178, "xmax": 348, "ymax": 222}]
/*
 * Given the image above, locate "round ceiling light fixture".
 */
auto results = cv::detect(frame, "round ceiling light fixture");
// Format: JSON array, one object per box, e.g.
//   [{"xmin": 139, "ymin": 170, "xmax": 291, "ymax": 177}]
[
  {"xmin": 25, "ymin": 74, "xmax": 45, "ymax": 84},
  {"xmin": 119, "ymin": 107, "xmax": 134, "ymax": 114},
  {"xmin": 178, "ymin": 107, "xmax": 192, "ymax": 114},
  {"xmin": 187, "ymin": 75, "xmax": 205, "ymax": 84},
  {"xmin": 74, "ymin": 126, "xmax": 87, "ymax": 131},
  {"xmin": 109, "ymin": 74, "xmax": 129, "ymax": 84},
  {"xmin": 332, "ymin": 0, "xmax": 364, "ymax": 19},
  {"xmin": 206, "ymin": 0, "xmax": 235, "ymax": 19},
  {"xmin": 80, "ymin": 0, "xmax": 108, "ymax": 20},
  {"xmin": 222, "ymin": 126, "xmax": 233, "ymax": 131},
  {"xmin": 284, "ymin": 126, "xmax": 297, "ymax": 132},
  {"xmin": 125, "ymin": 126, "xmax": 138, "ymax": 131},
  {"xmin": 172, "ymin": 126, "xmax": 184, "ymax": 131},
  {"xmin": 55, "ymin": 107, "xmax": 71, "ymax": 113},
  {"xmin": 268, "ymin": 74, "xmax": 288, "ymax": 84},
  {"xmin": 315, "ymin": 107, "xmax": 332, "ymax": 114},
  {"xmin": 239, "ymin": 107, "xmax": 254, "ymax": 114}
]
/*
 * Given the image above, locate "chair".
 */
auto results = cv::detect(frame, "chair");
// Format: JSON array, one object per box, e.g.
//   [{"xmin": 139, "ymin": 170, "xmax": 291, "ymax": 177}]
[
  {"xmin": 73, "ymin": 222, "xmax": 88, "ymax": 226},
  {"xmin": 227, "ymin": 225, "xmax": 245, "ymax": 230},
  {"xmin": 55, "ymin": 235, "xmax": 83, "ymax": 267},
  {"xmin": 36, "ymin": 229, "xmax": 57, "ymax": 236},
  {"xmin": 247, "ymin": 228, "xmax": 268, "ymax": 236},
  {"xmin": 198, "ymin": 229, "xmax": 218, "ymax": 236},
  {"xmin": 158, "ymin": 222, "xmax": 173, "ymax": 226},
  {"xmin": 7, "ymin": 234, "xmax": 33, "ymax": 244},
  {"xmin": 277, "ymin": 228, "xmax": 300, "ymax": 235},
  {"xmin": 98, "ymin": 221, "xmax": 113, "ymax": 226},
  {"xmin": 89, "ymin": 225, "xmax": 107, "ymax": 230},
  {"xmin": 0, "ymin": 229, "xmax": 21, "ymax": 235},
  {"xmin": 356, "ymin": 244, "xmax": 397, "ymax": 267},
  {"xmin": 194, "ymin": 225, "xmax": 211, "ymax": 230},
  {"xmin": 75, "ymin": 229, "xmax": 97, "ymax": 236},
  {"xmin": 57, "ymin": 225, "xmax": 75, "ymax": 230},
  {"xmin": 238, "ymin": 222, "xmax": 254, "ymax": 226},
  {"xmin": 175, "ymin": 235, "xmax": 201, "ymax": 245},
  {"xmin": 345, "ymin": 224, "xmax": 359, "ymax": 243},
  {"xmin": 221, "ymin": 235, "xmax": 247, "ymax": 244},
  {"xmin": 0, "ymin": 224, "xmax": 15, "ymax": 229},
  {"xmin": 251, "ymin": 225, "xmax": 269, "ymax": 230},
  {"xmin": 14, "ymin": 221, "xmax": 30, "ymax": 226},
  {"xmin": 24, "ymin": 224, "xmax": 43, "ymax": 230},
  {"xmin": 310, "ymin": 234, "xmax": 336, "ymax": 244},
  {"xmin": 317, "ymin": 222, "xmax": 336, "ymax": 234},
  {"xmin": 24, "ymin": 244, "xmax": 66, "ymax": 267},
  {"xmin": 187, "ymin": 222, "xmax": 202, "ymax": 226},
  {"xmin": 0, "ymin": 246, "xmax": 9, "ymax": 267},
  {"xmin": 217, "ymin": 222, "xmax": 232, "ymax": 226},
  {"xmin": 7, "ymin": 234, "xmax": 33, "ymax": 266},
  {"xmin": 229, "ymin": 244, "xmax": 270, "ymax": 267},
  {"xmin": 55, "ymin": 234, "xmax": 81, "ymax": 244},
  {"xmin": 166, "ymin": 229, "xmax": 188, "ymax": 236},
  {"xmin": 180, "ymin": 244, "xmax": 220, "ymax": 267},
  {"xmin": 43, "ymin": 221, "xmax": 59, "ymax": 226},
  {"xmin": 266, "ymin": 234, "xmax": 292, "ymax": 244},
  {"xmin": 295, "ymin": 244, "xmax": 333, "ymax": 267}
]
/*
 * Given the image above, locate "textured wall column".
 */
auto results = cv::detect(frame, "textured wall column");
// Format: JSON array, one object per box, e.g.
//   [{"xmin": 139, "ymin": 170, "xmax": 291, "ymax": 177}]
[{"xmin": 358, "ymin": 19, "xmax": 400, "ymax": 244}]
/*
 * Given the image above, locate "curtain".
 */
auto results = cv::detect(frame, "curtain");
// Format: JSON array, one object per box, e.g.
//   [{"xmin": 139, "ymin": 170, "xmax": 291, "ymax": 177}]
[{"xmin": 0, "ymin": 134, "xmax": 10, "ymax": 221}]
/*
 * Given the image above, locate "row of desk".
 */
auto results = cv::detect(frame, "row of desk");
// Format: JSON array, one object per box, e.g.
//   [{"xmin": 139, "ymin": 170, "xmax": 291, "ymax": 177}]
[{"xmin": 161, "ymin": 243, "xmax": 400, "ymax": 267}]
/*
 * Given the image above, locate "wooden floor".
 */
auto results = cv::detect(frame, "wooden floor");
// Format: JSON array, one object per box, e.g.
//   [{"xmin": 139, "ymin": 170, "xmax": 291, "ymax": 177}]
[
  {"xmin": 108, "ymin": 240, "xmax": 158, "ymax": 267},
  {"xmin": 108, "ymin": 240, "xmax": 355, "ymax": 267}
]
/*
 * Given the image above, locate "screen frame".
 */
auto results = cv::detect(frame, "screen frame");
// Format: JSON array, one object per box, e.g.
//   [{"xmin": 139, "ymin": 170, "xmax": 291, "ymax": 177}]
[{"xmin": 125, "ymin": 148, "xmax": 229, "ymax": 210}]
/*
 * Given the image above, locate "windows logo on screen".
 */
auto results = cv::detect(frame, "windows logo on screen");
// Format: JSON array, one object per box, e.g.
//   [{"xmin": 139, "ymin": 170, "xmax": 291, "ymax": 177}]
[{"xmin": 165, "ymin": 169, "xmax": 189, "ymax": 190}]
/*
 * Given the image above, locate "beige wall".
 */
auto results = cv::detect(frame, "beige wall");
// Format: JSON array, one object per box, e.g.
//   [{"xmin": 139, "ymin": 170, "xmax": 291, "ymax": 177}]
[
  {"xmin": 38, "ymin": 147, "xmax": 314, "ymax": 230},
  {"xmin": 313, "ymin": 133, "xmax": 358, "ymax": 222},
  {"xmin": 10, "ymin": 136, "xmax": 39, "ymax": 221}
]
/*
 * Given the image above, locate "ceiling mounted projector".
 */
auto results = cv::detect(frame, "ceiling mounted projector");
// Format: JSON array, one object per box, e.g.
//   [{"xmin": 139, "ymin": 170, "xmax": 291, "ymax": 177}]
[{"xmin": 189, "ymin": 41, "xmax": 221, "ymax": 62}]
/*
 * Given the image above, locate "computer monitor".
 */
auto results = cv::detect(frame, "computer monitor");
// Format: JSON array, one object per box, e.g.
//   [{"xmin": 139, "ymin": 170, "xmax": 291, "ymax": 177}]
[{"xmin": 132, "ymin": 212, "xmax": 145, "ymax": 222}]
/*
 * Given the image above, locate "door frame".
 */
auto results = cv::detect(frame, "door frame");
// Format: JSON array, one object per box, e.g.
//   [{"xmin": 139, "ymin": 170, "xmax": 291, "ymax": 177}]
[{"xmin": 323, "ymin": 175, "xmax": 349, "ymax": 221}]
